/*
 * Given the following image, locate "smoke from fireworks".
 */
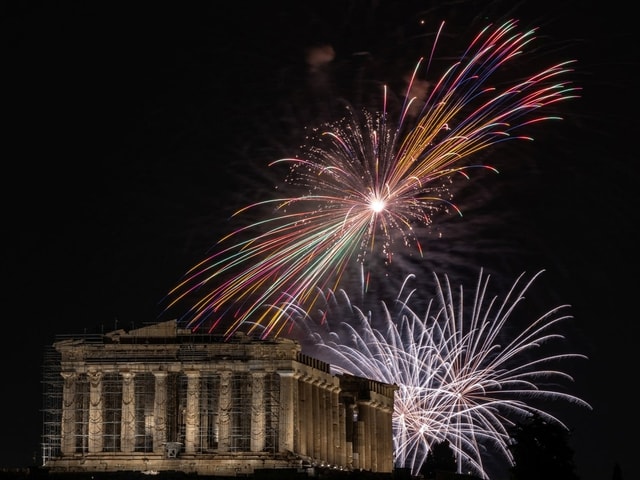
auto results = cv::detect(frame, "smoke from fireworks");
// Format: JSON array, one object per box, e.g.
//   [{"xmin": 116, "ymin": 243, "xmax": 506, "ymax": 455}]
[
  {"xmin": 287, "ymin": 269, "xmax": 590, "ymax": 478},
  {"xmin": 165, "ymin": 19, "xmax": 578, "ymax": 338}
]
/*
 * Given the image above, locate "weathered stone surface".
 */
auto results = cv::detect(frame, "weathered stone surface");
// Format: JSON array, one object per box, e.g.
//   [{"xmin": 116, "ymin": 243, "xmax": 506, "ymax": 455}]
[{"xmin": 43, "ymin": 321, "xmax": 396, "ymax": 476}]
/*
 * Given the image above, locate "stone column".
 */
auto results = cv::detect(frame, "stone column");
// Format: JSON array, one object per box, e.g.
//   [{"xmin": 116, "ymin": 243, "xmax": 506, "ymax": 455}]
[
  {"xmin": 362, "ymin": 402, "xmax": 373, "ymax": 471},
  {"xmin": 199, "ymin": 377, "xmax": 210, "ymax": 451},
  {"xmin": 278, "ymin": 372, "xmax": 296, "ymax": 453},
  {"xmin": 250, "ymin": 372, "xmax": 266, "ymax": 452},
  {"xmin": 217, "ymin": 371, "xmax": 232, "ymax": 452},
  {"xmin": 368, "ymin": 402, "xmax": 378, "ymax": 471},
  {"xmin": 312, "ymin": 378, "xmax": 321, "ymax": 460},
  {"xmin": 337, "ymin": 397, "xmax": 347, "ymax": 468},
  {"xmin": 60, "ymin": 372, "xmax": 77, "ymax": 455},
  {"xmin": 152, "ymin": 371, "xmax": 168, "ymax": 453},
  {"xmin": 120, "ymin": 371, "xmax": 136, "ymax": 452},
  {"xmin": 301, "ymin": 377, "xmax": 313, "ymax": 456},
  {"xmin": 87, "ymin": 370, "xmax": 103, "ymax": 453},
  {"xmin": 377, "ymin": 403, "xmax": 392, "ymax": 472},
  {"xmin": 184, "ymin": 371, "xmax": 200, "ymax": 454},
  {"xmin": 320, "ymin": 382, "xmax": 329, "ymax": 462},
  {"xmin": 329, "ymin": 385, "xmax": 340, "ymax": 466},
  {"xmin": 355, "ymin": 414, "xmax": 365, "ymax": 471}
]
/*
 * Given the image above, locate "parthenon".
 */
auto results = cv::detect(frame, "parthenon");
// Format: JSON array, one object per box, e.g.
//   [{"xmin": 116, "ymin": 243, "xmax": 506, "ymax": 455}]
[{"xmin": 41, "ymin": 320, "xmax": 396, "ymax": 477}]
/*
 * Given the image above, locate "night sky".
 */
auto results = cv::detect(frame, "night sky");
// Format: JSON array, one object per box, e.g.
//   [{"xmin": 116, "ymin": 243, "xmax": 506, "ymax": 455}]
[{"xmin": 2, "ymin": 2, "xmax": 635, "ymax": 479}]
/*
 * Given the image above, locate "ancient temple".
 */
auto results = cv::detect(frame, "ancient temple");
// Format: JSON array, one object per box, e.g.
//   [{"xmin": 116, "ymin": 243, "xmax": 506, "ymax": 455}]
[{"xmin": 41, "ymin": 320, "xmax": 396, "ymax": 476}]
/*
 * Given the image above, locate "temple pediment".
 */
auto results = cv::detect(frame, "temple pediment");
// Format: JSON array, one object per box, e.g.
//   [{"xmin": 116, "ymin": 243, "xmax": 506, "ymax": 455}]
[{"xmin": 104, "ymin": 320, "xmax": 191, "ymax": 341}]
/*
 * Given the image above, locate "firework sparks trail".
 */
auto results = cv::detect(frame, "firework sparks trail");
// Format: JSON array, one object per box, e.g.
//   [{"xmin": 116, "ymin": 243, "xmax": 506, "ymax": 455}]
[
  {"xmin": 287, "ymin": 269, "xmax": 590, "ymax": 478},
  {"xmin": 166, "ymin": 19, "xmax": 579, "ymax": 338}
]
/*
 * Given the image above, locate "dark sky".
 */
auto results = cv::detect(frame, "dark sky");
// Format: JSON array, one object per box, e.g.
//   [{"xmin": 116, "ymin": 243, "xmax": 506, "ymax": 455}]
[{"xmin": 2, "ymin": 1, "xmax": 636, "ymax": 479}]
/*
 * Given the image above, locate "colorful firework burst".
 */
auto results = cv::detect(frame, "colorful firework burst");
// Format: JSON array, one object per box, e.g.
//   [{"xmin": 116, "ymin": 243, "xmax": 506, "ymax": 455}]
[
  {"xmin": 166, "ymin": 19, "xmax": 579, "ymax": 338},
  {"xmin": 287, "ymin": 269, "xmax": 590, "ymax": 478}
]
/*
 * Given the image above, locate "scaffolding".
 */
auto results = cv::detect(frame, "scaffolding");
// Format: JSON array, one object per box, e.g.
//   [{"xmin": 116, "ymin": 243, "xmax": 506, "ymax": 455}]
[{"xmin": 41, "ymin": 342, "xmax": 62, "ymax": 466}]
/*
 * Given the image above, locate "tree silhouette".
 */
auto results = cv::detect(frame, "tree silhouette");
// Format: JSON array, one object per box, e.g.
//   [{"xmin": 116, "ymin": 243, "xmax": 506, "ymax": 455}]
[
  {"xmin": 508, "ymin": 413, "xmax": 580, "ymax": 480},
  {"xmin": 612, "ymin": 461, "xmax": 623, "ymax": 480},
  {"xmin": 421, "ymin": 439, "xmax": 457, "ymax": 479}
]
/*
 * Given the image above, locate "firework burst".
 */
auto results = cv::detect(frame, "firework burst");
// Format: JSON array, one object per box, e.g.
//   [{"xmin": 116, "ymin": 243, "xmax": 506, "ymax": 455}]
[
  {"xmin": 166, "ymin": 19, "xmax": 578, "ymax": 337},
  {"xmin": 287, "ymin": 269, "xmax": 590, "ymax": 478}
]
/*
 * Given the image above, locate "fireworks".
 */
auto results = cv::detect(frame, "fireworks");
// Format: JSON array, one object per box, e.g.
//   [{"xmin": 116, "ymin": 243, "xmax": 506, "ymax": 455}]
[
  {"xmin": 289, "ymin": 269, "xmax": 591, "ymax": 478},
  {"xmin": 166, "ymin": 19, "xmax": 579, "ymax": 338},
  {"xmin": 160, "ymin": 14, "xmax": 588, "ymax": 478}
]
